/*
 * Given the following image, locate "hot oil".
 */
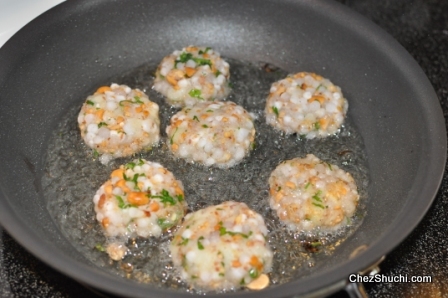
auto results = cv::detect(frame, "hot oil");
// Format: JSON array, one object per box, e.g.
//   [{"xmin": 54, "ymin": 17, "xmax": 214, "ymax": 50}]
[{"xmin": 42, "ymin": 58, "xmax": 369, "ymax": 293}]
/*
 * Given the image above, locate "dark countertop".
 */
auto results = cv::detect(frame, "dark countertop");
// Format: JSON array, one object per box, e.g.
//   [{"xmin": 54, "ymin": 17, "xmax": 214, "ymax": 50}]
[{"xmin": 1, "ymin": 0, "xmax": 448, "ymax": 297}]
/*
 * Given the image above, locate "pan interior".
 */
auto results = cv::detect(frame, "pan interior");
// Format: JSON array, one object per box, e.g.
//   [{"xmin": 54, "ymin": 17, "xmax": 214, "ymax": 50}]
[
  {"xmin": 42, "ymin": 58, "xmax": 370, "ymax": 292},
  {"xmin": 0, "ymin": 0, "xmax": 444, "ymax": 297}
]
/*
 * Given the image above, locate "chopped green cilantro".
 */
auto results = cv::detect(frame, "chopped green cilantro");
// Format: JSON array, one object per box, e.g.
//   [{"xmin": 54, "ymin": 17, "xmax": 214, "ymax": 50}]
[
  {"xmin": 312, "ymin": 202, "xmax": 325, "ymax": 209},
  {"xmin": 170, "ymin": 127, "xmax": 179, "ymax": 145},
  {"xmin": 219, "ymin": 226, "xmax": 252, "ymax": 238},
  {"xmin": 215, "ymin": 70, "xmax": 222, "ymax": 77},
  {"xmin": 312, "ymin": 190, "xmax": 323, "ymax": 202},
  {"xmin": 95, "ymin": 243, "xmax": 106, "ymax": 252},
  {"xmin": 133, "ymin": 96, "xmax": 143, "ymax": 104},
  {"xmin": 310, "ymin": 241, "xmax": 322, "ymax": 247},
  {"xmin": 115, "ymin": 195, "xmax": 135, "ymax": 209},
  {"xmin": 250, "ymin": 142, "xmax": 256, "ymax": 150},
  {"xmin": 86, "ymin": 100, "xmax": 95, "ymax": 106},
  {"xmin": 125, "ymin": 162, "xmax": 136, "ymax": 169},
  {"xmin": 198, "ymin": 47, "xmax": 212, "ymax": 54},
  {"xmin": 157, "ymin": 218, "xmax": 173, "ymax": 230},
  {"xmin": 175, "ymin": 52, "xmax": 212, "ymax": 68},
  {"xmin": 272, "ymin": 106, "xmax": 279, "ymax": 117},
  {"xmin": 98, "ymin": 122, "xmax": 107, "ymax": 128},
  {"xmin": 202, "ymin": 124, "xmax": 209, "ymax": 128},
  {"xmin": 179, "ymin": 237, "xmax": 189, "ymax": 246},
  {"xmin": 305, "ymin": 182, "xmax": 311, "ymax": 189},
  {"xmin": 193, "ymin": 115, "xmax": 200, "ymax": 122},
  {"xmin": 92, "ymin": 149, "xmax": 99, "ymax": 158},
  {"xmin": 151, "ymin": 189, "xmax": 182, "ymax": 206},
  {"xmin": 197, "ymin": 236, "xmax": 205, "ymax": 250},
  {"xmin": 314, "ymin": 122, "xmax": 321, "ymax": 130},
  {"xmin": 189, "ymin": 89, "xmax": 203, "ymax": 99}
]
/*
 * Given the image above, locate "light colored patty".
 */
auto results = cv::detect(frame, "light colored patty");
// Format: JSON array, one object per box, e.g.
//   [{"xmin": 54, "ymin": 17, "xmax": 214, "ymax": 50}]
[
  {"xmin": 78, "ymin": 84, "xmax": 160, "ymax": 164},
  {"xmin": 265, "ymin": 72, "xmax": 348, "ymax": 139},
  {"xmin": 93, "ymin": 159, "xmax": 186, "ymax": 239},
  {"xmin": 153, "ymin": 46, "xmax": 230, "ymax": 107},
  {"xmin": 268, "ymin": 154, "xmax": 359, "ymax": 232},
  {"xmin": 170, "ymin": 201, "xmax": 273, "ymax": 291},
  {"xmin": 166, "ymin": 101, "xmax": 255, "ymax": 168}
]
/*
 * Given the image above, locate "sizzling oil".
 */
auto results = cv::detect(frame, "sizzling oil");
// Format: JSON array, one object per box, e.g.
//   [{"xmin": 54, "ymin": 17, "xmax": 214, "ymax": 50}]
[{"xmin": 42, "ymin": 59, "xmax": 369, "ymax": 293}]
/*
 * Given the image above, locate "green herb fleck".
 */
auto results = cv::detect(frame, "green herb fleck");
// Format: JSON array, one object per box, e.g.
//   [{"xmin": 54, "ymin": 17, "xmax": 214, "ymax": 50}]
[
  {"xmin": 116, "ymin": 195, "xmax": 135, "ymax": 209},
  {"xmin": 125, "ymin": 162, "xmax": 136, "ymax": 169},
  {"xmin": 151, "ymin": 189, "xmax": 181, "ymax": 206},
  {"xmin": 251, "ymin": 142, "xmax": 256, "ymax": 150},
  {"xmin": 240, "ymin": 278, "xmax": 246, "ymax": 285},
  {"xmin": 98, "ymin": 122, "xmax": 107, "ymax": 128},
  {"xmin": 86, "ymin": 100, "xmax": 95, "ymax": 106},
  {"xmin": 313, "ymin": 122, "xmax": 321, "ymax": 130},
  {"xmin": 305, "ymin": 182, "xmax": 311, "ymax": 189},
  {"xmin": 193, "ymin": 57, "xmax": 212, "ymax": 66},
  {"xmin": 95, "ymin": 243, "xmax": 106, "ymax": 252},
  {"xmin": 193, "ymin": 115, "xmax": 200, "ymax": 122},
  {"xmin": 219, "ymin": 273, "xmax": 225, "ymax": 277},
  {"xmin": 272, "ymin": 106, "xmax": 279, "ymax": 117},
  {"xmin": 179, "ymin": 237, "xmax": 189, "ymax": 246},
  {"xmin": 189, "ymin": 89, "xmax": 203, "ymax": 99},
  {"xmin": 93, "ymin": 149, "xmax": 99, "ymax": 158},
  {"xmin": 277, "ymin": 186, "xmax": 282, "ymax": 192},
  {"xmin": 219, "ymin": 226, "xmax": 252, "ymax": 238},
  {"xmin": 176, "ymin": 194, "xmax": 184, "ymax": 202},
  {"xmin": 215, "ymin": 70, "xmax": 222, "ymax": 77},
  {"xmin": 312, "ymin": 190, "xmax": 323, "ymax": 202},
  {"xmin": 202, "ymin": 124, "xmax": 209, "ymax": 128},
  {"xmin": 133, "ymin": 96, "xmax": 143, "ymax": 104},
  {"xmin": 346, "ymin": 217, "xmax": 352, "ymax": 225},
  {"xmin": 206, "ymin": 109, "xmax": 214, "ymax": 112},
  {"xmin": 175, "ymin": 52, "xmax": 212, "ymax": 68},
  {"xmin": 312, "ymin": 202, "xmax": 325, "ymax": 209},
  {"xmin": 170, "ymin": 127, "xmax": 179, "ymax": 145},
  {"xmin": 197, "ymin": 236, "xmax": 205, "ymax": 250},
  {"xmin": 157, "ymin": 218, "xmax": 174, "ymax": 230},
  {"xmin": 315, "ymin": 84, "xmax": 322, "ymax": 91},
  {"xmin": 198, "ymin": 47, "xmax": 212, "ymax": 54},
  {"xmin": 310, "ymin": 241, "xmax": 322, "ymax": 247},
  {"xmin": 325, "ymin": 162, "xmax": 333, "ymax": 170}
]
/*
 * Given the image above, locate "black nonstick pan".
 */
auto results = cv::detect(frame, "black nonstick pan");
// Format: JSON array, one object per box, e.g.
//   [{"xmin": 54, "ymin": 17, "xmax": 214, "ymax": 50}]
[{"xmin": 0, "ymin": 0, "xmax": 445, "ymax": 297}]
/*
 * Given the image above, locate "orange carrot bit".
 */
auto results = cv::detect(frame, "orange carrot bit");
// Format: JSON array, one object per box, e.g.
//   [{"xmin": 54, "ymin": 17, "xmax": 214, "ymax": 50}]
[
  {"xmin": 127, "ymin": 192, "xmax": 149, "ymax": 206},
  {"xmin": 104, "ymin": 184, "xmax": 113, "ymax": 195},
  {"xmin": 232, "ymin": 260, "xmax": 242, "ymax": 267},
  {"xmin": 95, "ymin": 109, "xmax": 105, "ymax": 120},
  {"xmin": 185, "ymin": 67, "xmax": 197, "ymax": 77},
  {"xmin": 149, "ymin": 201, "xmax": 160, "ymax": 212},
  {"xmin": 102, "ymin": 217, "xmax": 110, "ymax": 228},
  {"xmin": 98, "ymin": 194, "xmax": 107, "ymax": 209},
  {"xmin": 111, "ymin": 169, "xmax": 124, "ymax": 178},
  {"xmin": 95, "ymin": 86, "xmax": 112, "ymax": 94},
  {"xmin": 249, "ymin": 256, "xmax": 263, "ymax": 271},
  {"xmin": 308, "ymin": 95, "xmax": 326, "ymax": 104}
]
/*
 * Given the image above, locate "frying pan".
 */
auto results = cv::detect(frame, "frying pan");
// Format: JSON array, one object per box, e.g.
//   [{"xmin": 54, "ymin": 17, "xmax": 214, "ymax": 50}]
[{"xmin": 0, "ymin": 0, "xmax": 445, "ymax": 297}]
